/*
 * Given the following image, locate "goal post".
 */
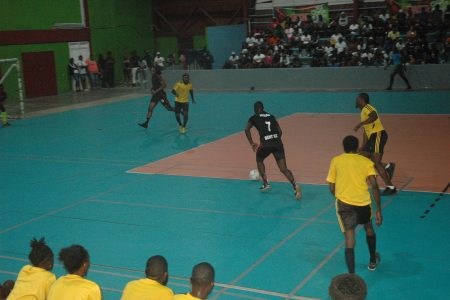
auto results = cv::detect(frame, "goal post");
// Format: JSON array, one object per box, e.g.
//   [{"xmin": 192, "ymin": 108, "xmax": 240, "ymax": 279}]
[{"xmin": 0, "ymin": 58, "xmax": 25, "ymax": 118}]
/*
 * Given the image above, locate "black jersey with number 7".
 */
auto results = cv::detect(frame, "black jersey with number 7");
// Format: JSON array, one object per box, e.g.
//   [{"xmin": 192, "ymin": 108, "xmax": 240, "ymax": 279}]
[{"xmin": 249, "ymin": 112, "xmax": 282, "ymax": 146}]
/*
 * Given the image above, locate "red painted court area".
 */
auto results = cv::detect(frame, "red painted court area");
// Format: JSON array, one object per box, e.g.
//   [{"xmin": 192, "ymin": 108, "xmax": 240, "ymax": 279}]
[{"xmin": 129, "ymin": 113, "xmax": 450, "ymax": 193}]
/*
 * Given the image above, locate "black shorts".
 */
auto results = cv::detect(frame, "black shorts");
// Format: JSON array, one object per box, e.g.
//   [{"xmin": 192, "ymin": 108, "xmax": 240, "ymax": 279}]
[
  {"xmin": 175, "ymin": 102, "xmax": 189, "ymax": 113},
  {"xmin": 362, "ymin": 130, "xmax": 388, "ymax": 154},
  {"xmin": 256, "ymin": 143, "xmax": 285, "ymax": 162},
  {"xmin": 336, "ymin": 199, "xmax": 372, "ymax": 232},
  {"xmin": 150, "ymin": 91, "xmax": 167, "ymax": 103}
]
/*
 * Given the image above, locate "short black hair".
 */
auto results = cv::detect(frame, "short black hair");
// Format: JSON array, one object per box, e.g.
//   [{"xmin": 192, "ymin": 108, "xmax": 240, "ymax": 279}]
[
  {"xmin": 191, "ymin": 262, "xmax": 215, "ymax": 287},
  {"xmin": 29, "ymin": 237, "xmax": 53, "ymax": 267},
  {"xmin": 358, "ymin": 93, "xmax": 370, "ymax": 104},
  {"xmin": 254, "ymin": 101, "xmax": 264, "ymax": 111},
  {"xmin": 343, "ymin": 135, "xmax": 359, "ymax": 153},
  {"xmin": 329, "ymin": 273, "xmax": 367, "ymax": 300},
  {"xmin": 59, "ymin": 245, "xmax": 89, "ymax": 274},
  {"xmin": 145, "ymin": 255, "xmax": 168, "ymax": 278}
]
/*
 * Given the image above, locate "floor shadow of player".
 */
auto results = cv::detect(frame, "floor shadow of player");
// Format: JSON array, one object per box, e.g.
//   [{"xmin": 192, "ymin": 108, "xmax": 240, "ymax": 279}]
[{"xmin": 172, "ymin": 132, "xmax": 200, "ymax": 151}]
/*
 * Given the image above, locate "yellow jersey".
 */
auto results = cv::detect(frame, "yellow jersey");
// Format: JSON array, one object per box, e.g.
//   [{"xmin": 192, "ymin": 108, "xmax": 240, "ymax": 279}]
[
  {"xmin": 172, "ymin": 81, "xmax": 193, "ymax": 103},
  {"xmin": 47, "ymin": 274, "xmax": 101, "ymax": 300},
  {"xmin": 121, "ymin": 278, "xmax": 173, "ymax": 300},
  {"xmin": 361, "ymin": 104, "xmax": 384, "ymax": 137},
  {"xmin": 172, "ymin": 293, "xmax": 202, "ymax": 300},
  {"xmin": 6, "ymin": 265, "xmax": 56, "ymax": 300},
  {"xmin": 326, "ymin": 153, "xmax": 377, "ymax": 206}
]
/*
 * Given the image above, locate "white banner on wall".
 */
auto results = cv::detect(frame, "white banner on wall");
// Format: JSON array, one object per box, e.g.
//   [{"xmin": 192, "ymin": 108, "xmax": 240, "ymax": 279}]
[
  {"xmin": 256, "ymin": 0, "xmax": 354, "ymax": 9},
  {"xmin": 68, "ymin": 41, "xmax": 91, "ymax": 61}
]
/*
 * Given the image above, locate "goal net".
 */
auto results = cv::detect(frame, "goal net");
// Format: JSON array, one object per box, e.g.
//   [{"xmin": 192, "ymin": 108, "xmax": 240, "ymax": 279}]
[{"xmin": 0, "ymin": 58, "xmax": 25, "ymax": 118}]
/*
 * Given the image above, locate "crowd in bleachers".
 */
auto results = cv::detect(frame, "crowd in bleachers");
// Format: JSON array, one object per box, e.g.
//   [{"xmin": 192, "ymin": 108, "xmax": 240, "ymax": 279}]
[
  {"xmin": 224, "ymin": 4, "xmax": 450, "ymax": 68},
  {"xmin": 2, "ymin": 237, "xmax": 368, "ymax": 300}
]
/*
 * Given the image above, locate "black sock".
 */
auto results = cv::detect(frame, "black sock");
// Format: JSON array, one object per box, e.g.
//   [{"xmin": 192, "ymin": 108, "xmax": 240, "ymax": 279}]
[
  {"xmin": 366, "ymin": 235, "xmax": 376, "ymax": 263},
  {"xmin": 345, "ymin": 248, "xmax": 355, "ymax": 273}
]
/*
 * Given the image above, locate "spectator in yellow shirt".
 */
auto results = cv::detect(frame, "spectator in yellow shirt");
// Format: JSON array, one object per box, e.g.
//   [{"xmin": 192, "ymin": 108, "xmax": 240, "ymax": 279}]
[
  {"xmin": 47, "ymin": 245, "xmax": 101, "ymax": 300},
  {"xmin": 121, "ymin": 255, "xmax": 173, "ymax": 300},
  {"xmin": 172, "ymin": 262, "xmax": 214, "ymax": 300},
  {"xmin": 7, "ymin": 237, "xmax": 56, "ymax": 300}
]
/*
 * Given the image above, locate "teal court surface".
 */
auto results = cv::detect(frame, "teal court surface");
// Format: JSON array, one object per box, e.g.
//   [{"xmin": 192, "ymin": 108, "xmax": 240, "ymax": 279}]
[{"xmin": 1, "ymin": 91, "xmax": 449, "ymax": 299}]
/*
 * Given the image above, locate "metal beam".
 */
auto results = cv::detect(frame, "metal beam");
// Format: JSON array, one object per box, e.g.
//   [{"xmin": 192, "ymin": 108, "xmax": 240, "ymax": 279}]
[
  {"xmin": 199, "ymin": 8, "xmax": 219, "ymax": 25},
  {"xmin": 154, "ymin": 9, "xmax": 178, "ymax": 34},
  {"xmin": 228, "ymin": 7, "xmax": 243, "ymax": 24}
]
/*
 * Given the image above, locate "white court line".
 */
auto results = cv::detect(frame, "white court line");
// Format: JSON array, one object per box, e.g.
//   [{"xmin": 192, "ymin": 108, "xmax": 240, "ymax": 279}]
[
  {"xmin": 0, "ymin": 176, "xmax": 150, "ymax": 235},
  {"xmin": 88, "ymin": 199, "xmax": 335, "ymax": 224},
  {"xmin": 210, "ymin": 202, "xmax": 335, "ymax": 300},
  {"xmin": 286, "ymin": 179, "xmax": 411, "ymax": 297}
]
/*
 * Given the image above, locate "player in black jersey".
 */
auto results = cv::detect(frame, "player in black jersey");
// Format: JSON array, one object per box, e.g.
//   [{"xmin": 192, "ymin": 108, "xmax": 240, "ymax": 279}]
[
  {"xmin": 138, "ymin": 66, "xmax": 174, "ymax": 129},
  {"xmin": 245, "ymin": 101, "xmax": 302, "ymax": 200}
]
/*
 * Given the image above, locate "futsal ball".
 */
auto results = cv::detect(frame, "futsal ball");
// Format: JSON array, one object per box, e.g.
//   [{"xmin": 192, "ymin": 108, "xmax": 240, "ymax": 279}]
[{"xmin": 249, "ymin": 169, "xmax": 260, "ymax": 180}]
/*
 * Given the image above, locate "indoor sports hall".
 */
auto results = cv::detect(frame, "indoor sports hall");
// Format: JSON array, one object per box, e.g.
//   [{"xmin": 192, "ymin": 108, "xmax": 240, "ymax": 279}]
[
  {"xmin": 1, "ymin": 0, "xmax": 450, "ymax": 299},
  {"xmin": 1, "ymin": 87, "xmax": 449, "ymax": 300}
]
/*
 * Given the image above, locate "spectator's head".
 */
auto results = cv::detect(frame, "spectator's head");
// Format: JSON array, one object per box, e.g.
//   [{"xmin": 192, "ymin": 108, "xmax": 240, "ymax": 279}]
[
  {"xmin": 145, "ymin": 255, "xmax": 169, "ymax": 285},
  {"xmin": 329, "ymin": 273, "xmax": 367, "ymax": 300},
  {"xmin": 342, "ymin": 135, "xmax": 359, "ymax": 153},
  {"xmin": 69, "ymin": 58, "xmax": 74, "ymax": 63},
  {"xmin": 29, "ymin": 237, "xmax": 54, "ymax": 270},
  {"xmin": 156, "ymin": 51, "xmax": 161, "ymax": 57},
  {"xmin": 182, "ymin": 73, "xmax": 190, "ymax": 84},
  {"xmin": 59, "ymin": 245, "xmax": 90, "ymax": 277},
  {"xmin": 355, "ymin": 92, "xmax": 370, "ymax": 109},
  {"xmin": 253, "ymin": 101, "xmax": 264, "ymax": 114},
  {"xmin": 190, "ymin": 262, "xmax": 215, "ymax": 299},
  {"xmin": 78, "ymin": 55, "xmax": 83, "ymax": 60}
]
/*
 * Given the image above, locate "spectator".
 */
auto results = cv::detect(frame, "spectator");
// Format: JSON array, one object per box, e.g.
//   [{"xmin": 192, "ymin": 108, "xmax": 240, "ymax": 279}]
[
  {"xmin": 97, "ymin": 54, "xmax": 106, "ymax": 87},
  {"xmin": 335, "ymin": 37, "xmax": 348, "ymax": 55},
  {"xmin": 172, "ymin": 262, "xmax": 214, "ymax": 300},
  {"xmin": 338, "ymin": 12, "xmax": 349, "ymax": 28},
  {"xmin": 167, "ymin": 53, "xmax": 176, "ymax": 67},
  {"xmin": 154, "ymin": 52, "xmax": 165, "ymax": 69},
  {"xmin": 67, "ymin": 58, "xmax": 81, "ymax": 92},
  {"xmin": 85, "ymin": 55, "xmax": 100, "ymax": 89},
  {"xmin": 105, "ymin": 51, "xmax": 115, "ymax": 88},
  {"xmin": 130, "ymin": 51, "xmax": 140, "ymax": 87},
  {"xmin": 228, "ymin": 52, "xmax": 240, "ymax": 68},
  {"xmin": 329, "ymin": 273, "xmax": 367, "ymax": 300},
  {"xmin": 47, "ymin": 245, "xmax": 101, "ymax": 300},
  {"xmin": 121, "ymin": 255, "xmax": 173, "ymax": 300},
  {"xmin": 179, "ymin": 52, "xmax": 187, "ymax": 70},
  {"xmin": 253, "ymin": 50, "xmax": 266, "ymax": 67},
  {"xmin": 76, "ymin": 55, "xmax": 88, "ymax": 91},
  {"xmin": 7, "ymin": 237, "xmax": 56, "ymax": 300},
  {"xmin": 123, "ymin": 55, "xmax": 131, "ymax": 86},
  {"xmin": 349, "ymin": 20, "xmax": 360, "ymax": 36}
]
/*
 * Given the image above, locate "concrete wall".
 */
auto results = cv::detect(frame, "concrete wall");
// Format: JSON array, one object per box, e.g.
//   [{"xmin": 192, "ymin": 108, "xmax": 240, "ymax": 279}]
[{"xmin": 163, "ymin": 64, "xmax": 450, "ymax": 91}]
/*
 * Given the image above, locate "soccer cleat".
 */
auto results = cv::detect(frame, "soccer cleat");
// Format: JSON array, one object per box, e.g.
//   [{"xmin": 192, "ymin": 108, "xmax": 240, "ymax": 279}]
[
  {"xmin": 385, "ymin": 163, "xmax": 396, "ymax": 180},
  {"xmin": 179, "ymin": 126, "xmax": 183, "ymax": 133},
  {"xmin": 138, "ymin": 122, "xmax": 148, "ymax": 129},
  {"xmin": 368, "ymin": 252, "xmax": 381, "ymax": 271},
  {"xmin": 259, "ymin": 183, "xmax": 271, "ymax": 191},
  {"xmin": 381, "ymin": 187, "xmax": 397, "ymax": 196},
  {"xmin": 181, "ymin": 126, "xmax": 186, "ymax": 134},
  {"xmin": 294, "ymin": 185, "xmax": 302, "ymax": 200}
]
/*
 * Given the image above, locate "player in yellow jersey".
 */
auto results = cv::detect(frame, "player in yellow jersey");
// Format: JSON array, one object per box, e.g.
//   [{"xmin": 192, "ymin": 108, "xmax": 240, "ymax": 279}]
[
  {"xmin": 121, "ymin": 255, "xmax": 173, "ymax": 300},
  {"xmin": 354, "ymin": 93, "xmax": 397, "ymax": 195},
  {"xmin": 7, "ymin": 237, "xmax": 56, "ymax": 300},
  {"xmin": 47, "ymin": 245, "xmax": 101, "ymax": 300},
  {"xmin": 172, "ymin": 262, "xmax": 214, "ymax": 300},
  {"xmin": 327, "ymin": 135, "xmax": 382, "ymax": 273},
  {"xmin": 172, "ymin": 73, "xmax": 195, "ymax": 134}
]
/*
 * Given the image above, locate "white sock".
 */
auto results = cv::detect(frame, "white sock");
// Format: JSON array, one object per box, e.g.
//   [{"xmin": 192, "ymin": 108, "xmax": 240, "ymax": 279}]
[
  {"xmin": 385, "ymin": 163, "xmax": 391, "ymax": 169},
  {"xmin": 387, "ymin": 185, "xmax": 395, "ymax": 189}
]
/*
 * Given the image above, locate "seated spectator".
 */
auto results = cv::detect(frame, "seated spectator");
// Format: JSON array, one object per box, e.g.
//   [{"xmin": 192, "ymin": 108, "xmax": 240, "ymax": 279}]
[
  {"xmin": 338, "ymin": 12, "xmax": 349, "ymax": 28},
  {"xmin": 228, "ymin": 52, "xmax": 240, "ymax": 68},
  {"xmin": 121, "ymin": 255, "xmax": 173, "ymax": 300},
  {"xmin": 279, "ymin": 52, "xmax": 291, "ymax": 67},
  {"xmin": 395, "ymin": 38, "xmax": 406, "ymax": 51},
  {"xmin": 263, "ymin": 52, "xmax": 273, "ymax": 67},
  {"xmin": 329, "ymin": 273, "xmax": 367, "ymax": 300},
  {"xmin": 253, "ymin": 50, "xmax": 266, "ymax": 67},
  {"xmin": 246, "ymin": 35, "xmax": 257, "ymax": 49},
  {"xmin": 172, "ymin": 262, "xmax": 214, "ymax": 300},
  {"xmin": 335, "ymin": 37, "xmax": 348, "ymax": 55},
  {"xmin": 387, "ymin": 26, "xmax": 400, "ymax": 41},
  {"xmin": 291, "ymin": 53, "xmax": 302, "ymax": 67},
  {"xmin": 47, "ymin": 245, "xmax": 101, "ymax": 300},
  {"xmin": 7, "ymin": 237, "xmax": 56, "ymax": 300},
  {"xmin": 330, "ymin": 32, "xmax": 343, "ymax": 46},
  {"xmin": 406, "ymin": 26, "xmax": 417, "ymax": 40},
  {"xmin": 349, "ymin": 21, "xmax": 360, "ymax": 36}
]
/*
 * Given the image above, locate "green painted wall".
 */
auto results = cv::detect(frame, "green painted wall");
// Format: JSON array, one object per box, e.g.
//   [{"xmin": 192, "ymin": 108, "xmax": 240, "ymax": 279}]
[
  {"xmin": 193, "ymin": 35, "xmax": 207, "ymax": 50},
  {"xmin": 0, "ymin": 0, "xmax": 82, "ymax": 30},
  {"xmin": 1, "ymin": 0, "xmax": 155, "ymax": 100},
  {"xmin": 156, "ymin": 37, "xmax": 178, "ymax": 59},
  {"xmin": 89, "ymin": 0, "xmax": 154, "ymax": 82},
  {"xmin": 0, "ymin": 43, "xmax": 71, "ymax": 100}
]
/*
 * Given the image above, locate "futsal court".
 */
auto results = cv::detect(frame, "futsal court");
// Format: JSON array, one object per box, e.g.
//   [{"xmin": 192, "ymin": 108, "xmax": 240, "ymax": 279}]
[{"xmin": 0, "ymin": 90, "xmax": 449, "ymax": 300}]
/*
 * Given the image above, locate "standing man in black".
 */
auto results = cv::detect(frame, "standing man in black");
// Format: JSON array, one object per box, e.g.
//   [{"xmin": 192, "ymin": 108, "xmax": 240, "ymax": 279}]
[{"xmin": 245, "ymin": 101, "xmax": 302, "ymax": 199}]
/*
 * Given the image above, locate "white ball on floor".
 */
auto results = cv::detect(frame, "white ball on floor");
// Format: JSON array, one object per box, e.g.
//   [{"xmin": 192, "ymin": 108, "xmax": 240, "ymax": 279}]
[{"xmin": 249, "ymin": 169, "xmax": 260, "ymax": 180}]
